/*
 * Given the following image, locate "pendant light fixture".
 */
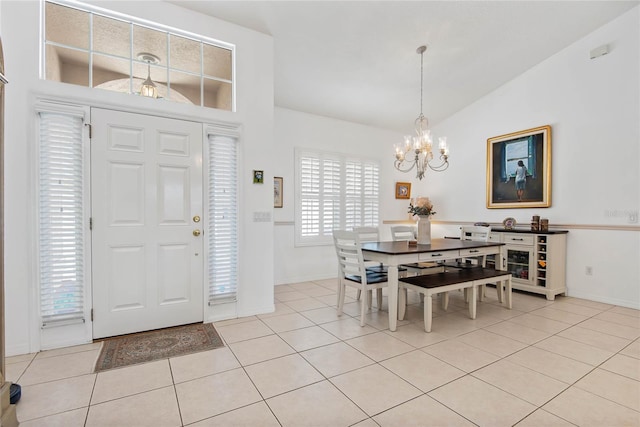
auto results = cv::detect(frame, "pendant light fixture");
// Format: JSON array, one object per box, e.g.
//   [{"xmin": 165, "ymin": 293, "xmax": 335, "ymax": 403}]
[
  {"xmin": 137, "ymin": 52, "xmax": 160, "ymax": 99},
  {"xmin": 394, "ymin": 45, "xmax": 450, "ymax": 180}
]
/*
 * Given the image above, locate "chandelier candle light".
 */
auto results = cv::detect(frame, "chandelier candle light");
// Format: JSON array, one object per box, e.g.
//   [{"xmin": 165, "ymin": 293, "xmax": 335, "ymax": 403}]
[{"xmin": 394, "ymin": 45, "xmax": 449, "ymax": 180}]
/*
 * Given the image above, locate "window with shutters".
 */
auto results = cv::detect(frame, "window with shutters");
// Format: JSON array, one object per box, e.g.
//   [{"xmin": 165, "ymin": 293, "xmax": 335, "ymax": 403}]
[
  {"xmin": 206, "ymin": 134, "xmax": 239, "ymax": 303},
  {"xmin": 295, "ymin": 148, "xmax": 379, "ymax": 246},
  {"xmin": 37, "ymin": 109, "xmax": 89, "ymax": 327}
]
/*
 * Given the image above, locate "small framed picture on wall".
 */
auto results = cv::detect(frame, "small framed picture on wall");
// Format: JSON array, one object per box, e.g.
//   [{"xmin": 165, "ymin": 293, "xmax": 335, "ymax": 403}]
[
  {"xmin": 274, "ymin": 177, "xmax": 283, "ymax": 208},
  {"xmin": 253, "ymin": 170, "xmax": 264, "ymax": 184},
  {"xmin": 395, "ymin": 182, "xmax": 411, "ymax": 199}
]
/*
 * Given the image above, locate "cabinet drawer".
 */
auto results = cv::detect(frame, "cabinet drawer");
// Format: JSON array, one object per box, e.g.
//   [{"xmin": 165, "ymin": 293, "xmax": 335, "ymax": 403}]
[
  {"xmin": 418, "ymin": 252, "xmax": 450, "ymax": 262},
  {"xmin": 502, "ymin": 233, "xmax": 534, "ymax": 246},
  {"xmin": 459, "ymin": 247, "xmax": 496, "ymax": 257}
]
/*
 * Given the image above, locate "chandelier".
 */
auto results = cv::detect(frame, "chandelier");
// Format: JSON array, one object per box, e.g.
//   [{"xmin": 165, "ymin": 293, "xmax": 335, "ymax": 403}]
[{"xmin": 394, "ymin": 45, "xmax": 449, "ymax": 180}]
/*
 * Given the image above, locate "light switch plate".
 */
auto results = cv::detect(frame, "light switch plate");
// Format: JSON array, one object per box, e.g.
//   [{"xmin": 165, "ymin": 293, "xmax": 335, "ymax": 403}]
[{"xmin": 253, "ymin": 211, "xmax": 271, "ymax": 222}]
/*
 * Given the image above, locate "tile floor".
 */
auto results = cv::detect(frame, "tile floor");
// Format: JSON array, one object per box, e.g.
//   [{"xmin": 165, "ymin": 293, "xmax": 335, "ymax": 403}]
[{"xmin": 7, "ymin": 279, "xmax": 640, "ymax": 426}]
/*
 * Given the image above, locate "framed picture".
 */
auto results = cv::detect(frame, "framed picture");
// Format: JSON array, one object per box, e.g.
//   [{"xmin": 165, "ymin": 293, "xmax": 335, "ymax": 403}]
[
  {"xmin": 395, "ymin": 182, "xmax": 411, "ymax": 199},
  {"xmin": 487, "ymin": 125, "xmax": 551, "ymax": 208},
  {"xmin": 253, "ymin": 170, "xmax": 264, "ymax": 184},
  {"xmin": 274, "ymin": 176, "xmax": 283, "ymax": 208}
]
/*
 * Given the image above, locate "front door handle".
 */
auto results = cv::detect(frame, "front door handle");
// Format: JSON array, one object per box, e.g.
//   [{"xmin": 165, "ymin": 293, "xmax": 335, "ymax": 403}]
[{"xmin": 193, "ymin": 229, "xmax": 201, "ymax": 237}]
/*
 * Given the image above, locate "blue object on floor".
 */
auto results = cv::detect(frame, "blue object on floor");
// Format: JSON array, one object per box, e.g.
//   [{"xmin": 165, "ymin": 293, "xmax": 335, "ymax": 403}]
[{"xmin": 9, "ymin": 383, "xmax": 20, "ymax": 404}]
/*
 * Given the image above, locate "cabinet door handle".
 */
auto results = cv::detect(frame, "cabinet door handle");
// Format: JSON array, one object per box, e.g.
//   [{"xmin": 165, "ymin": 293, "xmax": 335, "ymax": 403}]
[
  {"xmin": 431, "ymin": 253, "xmax": 442, "ymax": 257},
  {"xmin": 469, "ymin": 249, "xmax": 479, "ymax": 253},
  {"xmin": 511, "ymin": 238, "xmax": 524, "ymax": 241}
]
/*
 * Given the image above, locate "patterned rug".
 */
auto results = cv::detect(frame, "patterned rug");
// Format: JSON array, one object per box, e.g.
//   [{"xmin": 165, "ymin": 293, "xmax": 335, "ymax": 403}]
[{"xmin": 94, "ymin": 323, "xmax": 224, "ymax": 372}]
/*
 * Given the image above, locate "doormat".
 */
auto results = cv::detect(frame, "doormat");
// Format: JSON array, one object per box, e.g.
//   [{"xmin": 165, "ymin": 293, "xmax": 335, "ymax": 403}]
[{"xmin": 94, "ymin": 323, "xmax": 224, "ymax": 372}]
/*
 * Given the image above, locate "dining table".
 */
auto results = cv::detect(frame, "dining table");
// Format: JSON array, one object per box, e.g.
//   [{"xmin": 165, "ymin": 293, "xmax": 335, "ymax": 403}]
[{"xmin": 361, "ymin": 238, "xmax": 506, "ymax": 331}]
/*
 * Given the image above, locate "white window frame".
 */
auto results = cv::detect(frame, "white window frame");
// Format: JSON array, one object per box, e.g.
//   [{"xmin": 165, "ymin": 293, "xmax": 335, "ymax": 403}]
[{"xmin": 295, "ymin": 148, "xmax": 380, "ymax": 246}]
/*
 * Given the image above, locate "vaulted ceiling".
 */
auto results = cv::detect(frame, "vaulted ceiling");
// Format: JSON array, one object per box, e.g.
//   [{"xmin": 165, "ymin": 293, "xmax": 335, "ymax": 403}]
[{"xmin": 171, "ymin": 1, "xmax": 638, "ymax": 132}]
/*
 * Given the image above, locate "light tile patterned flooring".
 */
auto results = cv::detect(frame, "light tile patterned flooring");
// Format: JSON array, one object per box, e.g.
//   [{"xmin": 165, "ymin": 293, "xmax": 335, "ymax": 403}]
[{"xmin": 8, "ymin": 279, "xmax": 640, "ymax": 426}]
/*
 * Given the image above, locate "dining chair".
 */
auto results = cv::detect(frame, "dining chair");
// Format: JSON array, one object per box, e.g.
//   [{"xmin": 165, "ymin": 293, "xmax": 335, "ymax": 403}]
[
  {"xmin": 458, "ymin": 225, "xmax": 491, "ymax": 300},
  {"xmin": 352, "ymin": 226, "xmax": 385, "ymax": 307},
  {"xmin": 390, "ymin": 225, "xmax": 416, "ymax": 241},
  {"xmin": 390, "ymin": 225, "xmax": 443, "ymax": 306},
  {"xmin": 353, "ymin": 226, "xmax": 385, "ymax": 272},
  {"xmin": 390, "ymin": 225, "xmax": 441, "ymax": 275},
  {"xmin": 333, "ymin": 230, "xmax": 388, "ymax": 326}
]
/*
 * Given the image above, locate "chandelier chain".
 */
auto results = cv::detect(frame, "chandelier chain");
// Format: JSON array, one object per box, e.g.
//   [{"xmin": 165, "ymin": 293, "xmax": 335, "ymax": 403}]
[{"xmin": 420, "ymin": 47, "xmax": 423, "ymax": 117}]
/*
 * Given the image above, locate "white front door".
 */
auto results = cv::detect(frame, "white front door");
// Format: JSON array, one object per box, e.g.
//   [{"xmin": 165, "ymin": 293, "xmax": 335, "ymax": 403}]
[{"xmin": 91, "ymin": 108, "xmax": 203, "ymax": 338}]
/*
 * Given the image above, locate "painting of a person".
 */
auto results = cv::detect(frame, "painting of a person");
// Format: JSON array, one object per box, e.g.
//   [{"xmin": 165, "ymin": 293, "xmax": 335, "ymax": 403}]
[{"xmin": 515, "ymin": 160, "xmax": 527, "ymax": 201}]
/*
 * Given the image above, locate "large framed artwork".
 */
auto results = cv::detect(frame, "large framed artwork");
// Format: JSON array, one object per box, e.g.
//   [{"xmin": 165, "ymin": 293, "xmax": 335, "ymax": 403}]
[{"xmin": 486, "ymin": 125, "xmax": 551, "ymax": 209}]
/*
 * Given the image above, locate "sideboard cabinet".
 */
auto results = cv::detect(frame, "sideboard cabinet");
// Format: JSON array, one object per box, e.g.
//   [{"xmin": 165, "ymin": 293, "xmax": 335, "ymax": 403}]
[{"xmin": 487, "ymin": 228, "xmax": 568, "ymax": 300}]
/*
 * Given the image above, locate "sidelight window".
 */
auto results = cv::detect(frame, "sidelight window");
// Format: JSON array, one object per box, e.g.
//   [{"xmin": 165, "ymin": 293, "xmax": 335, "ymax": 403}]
[{"xmin": 37, "ymin": 107, "xmax": 89, "ymax": 327}]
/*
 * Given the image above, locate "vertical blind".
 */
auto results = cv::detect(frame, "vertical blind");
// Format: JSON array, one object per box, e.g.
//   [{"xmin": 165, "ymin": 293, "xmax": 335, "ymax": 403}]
[
  {"xmin": 207, "ymin": 134, "xmax": 238, "ymax": 303},
  {"xmin": 38, "ymin": 111, "xmax": 86, "ymax": 326},
  {"xmin": 296, "ymin": 149, "xmax": 379, "ymax": 245}
]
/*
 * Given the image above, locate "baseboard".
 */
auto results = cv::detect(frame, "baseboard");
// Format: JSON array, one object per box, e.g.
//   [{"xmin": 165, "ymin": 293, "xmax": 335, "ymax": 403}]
[
  {"xmin": 206, "ymin": 302, "xmax": 275, "ymax": 323},
  {"xmin": 566, "ymin": 289, "xmax": 640, "ymax": 310},
  {"xmin": 238, "ymin": 303, "xmax": 275, "ymax": 318},
  {"xmin": 5, "ymin": 343, "xmax": 31, "ymax": 358},
  {"xmin": 275, "ymin": 273, "xmax": 336, "ymax": 286}
]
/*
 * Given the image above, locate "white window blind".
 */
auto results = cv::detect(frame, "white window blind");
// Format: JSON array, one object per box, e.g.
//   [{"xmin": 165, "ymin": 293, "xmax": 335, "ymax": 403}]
[
  {"xmin": 38, "ymin": 111, "xmax": 86, "ymax": 326},
  {"xmin": 296, "ymin": 149, "xmax": 379, "ymax": 246},
  {"xmin": 207, "ymin": 134, "xmax": 238, "ymax": 304}
]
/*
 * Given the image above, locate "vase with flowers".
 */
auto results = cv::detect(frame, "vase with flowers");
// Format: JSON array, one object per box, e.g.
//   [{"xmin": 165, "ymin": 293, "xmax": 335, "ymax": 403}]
[{"xmin": 408, "ymin": 197, "xmax": 436, "ymax": 244}]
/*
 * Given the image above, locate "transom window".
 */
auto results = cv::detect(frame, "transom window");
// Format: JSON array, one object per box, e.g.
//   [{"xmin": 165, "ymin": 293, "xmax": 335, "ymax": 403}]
[{"xmin": 43, "ymin": 0, "xmax": 234, "ymax": 110}]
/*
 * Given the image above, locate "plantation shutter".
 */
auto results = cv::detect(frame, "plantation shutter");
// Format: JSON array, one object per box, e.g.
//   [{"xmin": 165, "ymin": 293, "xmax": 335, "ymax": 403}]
[
  {"xmin": 344, "ymin": 161, "xmax": 362, "ymax": 230},
  {"xmin": 296, "ymin": 148, "xmax": 379, "ymax": 246},
  {"xmin": 207, "ymin": 134, "xmax": 238, "ymax": 304},
  {"xmin": 38, "ymin": 111, "xmax": 86, "ymax": 326},
  {"xmin": 362, "ymin": 162, "xmax": 379, "ymax": 226},
  {"xmin": 321, "ymin": 158, "xmax": 340, "ymax": 236},
  {"xmin": 300, "ymin": 155, "xmax": 320, "ymax": 237}
]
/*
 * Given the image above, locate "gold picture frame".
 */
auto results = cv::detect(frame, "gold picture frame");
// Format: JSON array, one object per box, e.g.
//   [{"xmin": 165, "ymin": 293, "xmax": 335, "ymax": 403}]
[
  {"xmin": 274, "ymin": 177, "xmax": 283, "ymax": 208},
  {"xmin": 487, "ymin": 125, "xmax": 551, "ymax": 208},
  {"xmin": 395, "ymin": 182, "xmax": 411, "ymax": 199}
]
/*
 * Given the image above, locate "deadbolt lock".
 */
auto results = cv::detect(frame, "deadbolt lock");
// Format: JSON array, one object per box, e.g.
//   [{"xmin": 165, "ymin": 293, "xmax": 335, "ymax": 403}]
[
  {"xmin": 193, "ymin": 229, "xmax": 201, "ymax": 237},
  {"xmin": 193, "ymin": 215, "xmax": 201, "ymax": 223}
]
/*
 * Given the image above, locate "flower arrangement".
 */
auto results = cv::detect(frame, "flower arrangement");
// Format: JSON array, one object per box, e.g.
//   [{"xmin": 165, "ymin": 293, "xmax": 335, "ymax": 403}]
[{"xmin": 408, "ymin": 197, "xmax": 436, "ymax": 217}]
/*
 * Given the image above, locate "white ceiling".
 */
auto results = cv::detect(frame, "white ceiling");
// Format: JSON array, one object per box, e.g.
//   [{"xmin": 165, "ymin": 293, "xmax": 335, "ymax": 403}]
[{"xmin": 170, "ymin": 1, "xmax": 638, "ymax": 133}]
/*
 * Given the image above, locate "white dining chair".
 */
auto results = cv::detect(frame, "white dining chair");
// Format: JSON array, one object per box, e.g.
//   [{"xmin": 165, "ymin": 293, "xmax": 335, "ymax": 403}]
[
  {"xmin": 459, "ymin": 225, "xmax": 491, "ymax": 300},
  {"xmin": 390, "ymin": 225, "xmax": 415, "ymax": 241},
  {"xmin": 333, "ymin": 230, "xmax": 388, "ymax": 326},
  {"xmin": 391, "ymin": 225, "xmax": 441, "ymax": 275},
  {"xmin": 352, "ymin": 226, "xmax": 385, "ymax": 307}
]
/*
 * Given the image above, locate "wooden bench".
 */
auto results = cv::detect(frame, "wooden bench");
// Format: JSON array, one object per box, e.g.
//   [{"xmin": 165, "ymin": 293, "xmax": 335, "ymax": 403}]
[{"xmin": 398, "ymin": 267, "xmax": 512, "ymax": 332}]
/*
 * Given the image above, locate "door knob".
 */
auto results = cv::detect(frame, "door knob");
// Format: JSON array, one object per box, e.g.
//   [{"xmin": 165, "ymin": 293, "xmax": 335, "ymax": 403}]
[
  {"xmin": 193, "ymin": 215, "xmax": 201, "ymax": 223},
  {"xmin": 193, "ymin": 229, "xmax": 201, "ymax": 237}
]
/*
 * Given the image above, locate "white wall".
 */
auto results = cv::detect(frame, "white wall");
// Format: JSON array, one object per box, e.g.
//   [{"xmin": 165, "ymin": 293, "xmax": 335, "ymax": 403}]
[
  {"xmin": 2, "ymin": 0, "xmax": 275, "ymax": 355},
  {"xmin": 273, "ymin": 107, "xmax": 410, "ymax": 284},
  {"xmin": 274, "ymin": 7, "xmax": 640, "ymax": 309},
  {"xmin": 429, "ymin": 6, "xmax": 639, "ymax": 308}
]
